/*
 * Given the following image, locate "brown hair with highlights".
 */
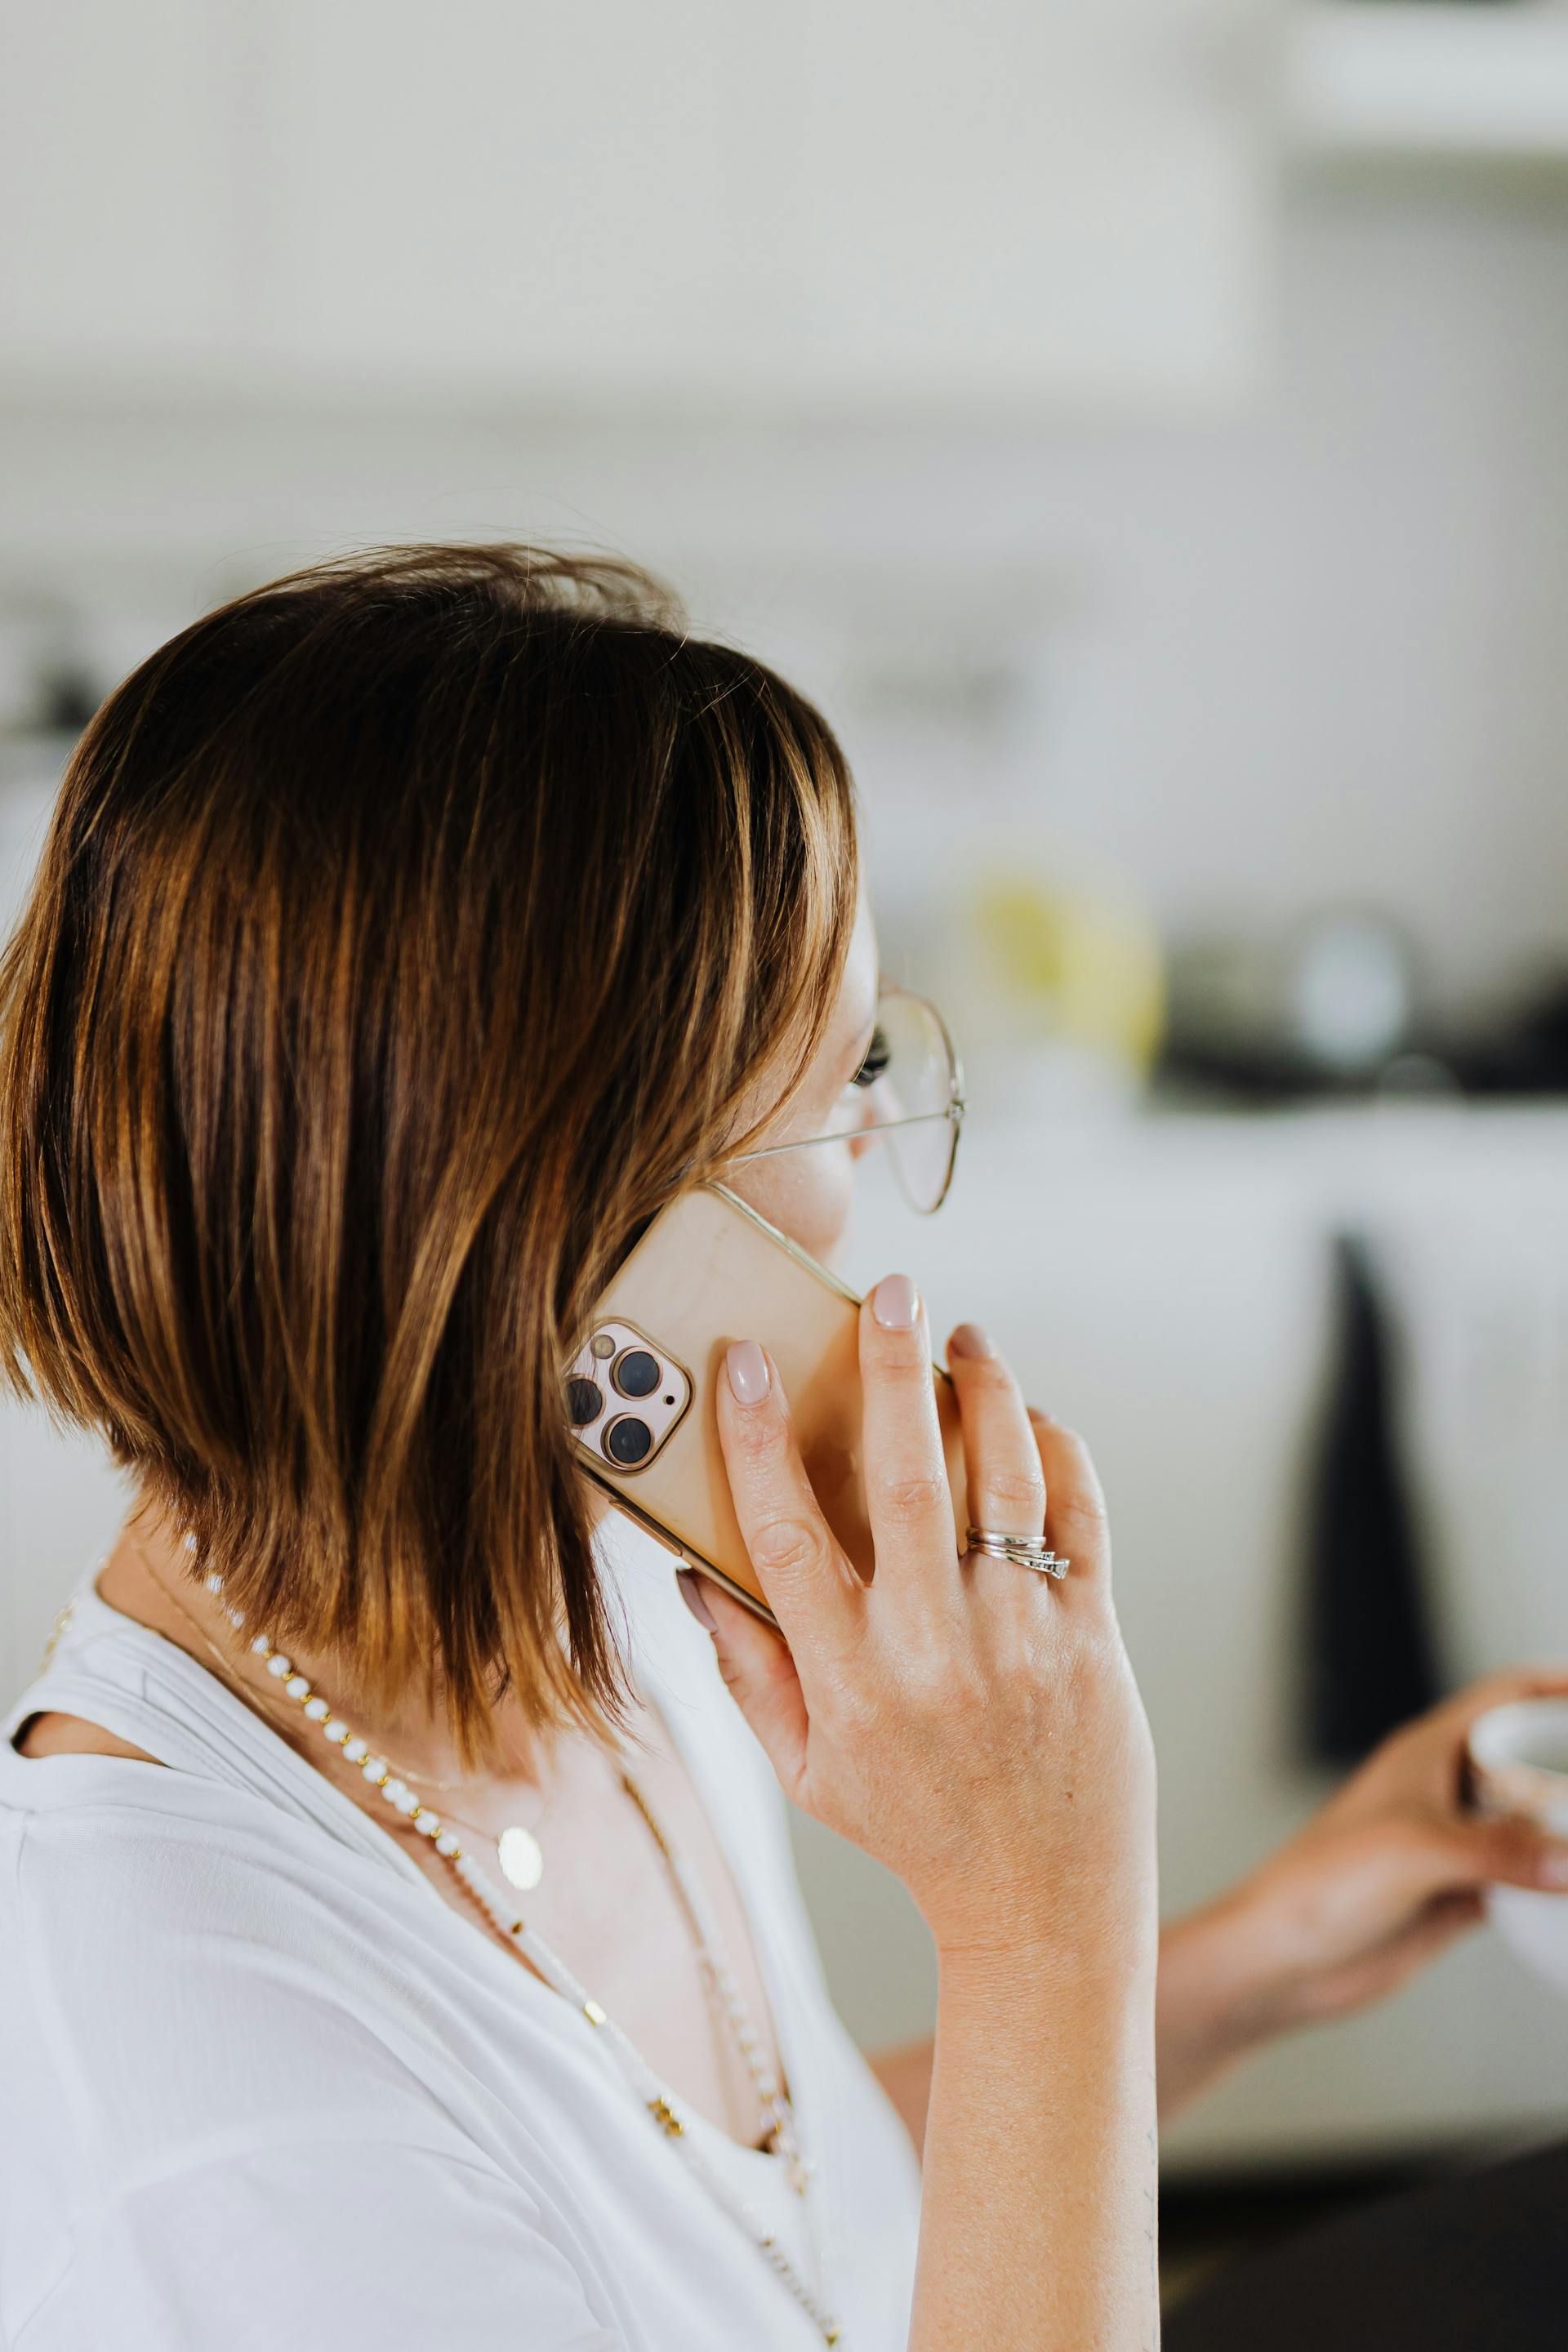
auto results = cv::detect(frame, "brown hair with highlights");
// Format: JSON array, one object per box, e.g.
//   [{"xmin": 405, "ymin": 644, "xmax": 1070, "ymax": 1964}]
[{"xmin": 0, "ymin": 545, "xmax": 858, "ymax": 1766}]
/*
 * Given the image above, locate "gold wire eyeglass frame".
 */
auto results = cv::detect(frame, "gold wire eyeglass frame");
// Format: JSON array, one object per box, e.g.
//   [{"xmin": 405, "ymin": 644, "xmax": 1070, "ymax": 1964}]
[{"xmin": 721, "ymin": 982, "xmax": 966, "ymax": 1214}]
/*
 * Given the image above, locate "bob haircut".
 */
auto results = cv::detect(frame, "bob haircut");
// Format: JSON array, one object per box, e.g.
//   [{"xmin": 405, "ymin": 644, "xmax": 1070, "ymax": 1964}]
[{"xmin": 0, "ymin": 544, "xmax": 859, "ymax": 1767}]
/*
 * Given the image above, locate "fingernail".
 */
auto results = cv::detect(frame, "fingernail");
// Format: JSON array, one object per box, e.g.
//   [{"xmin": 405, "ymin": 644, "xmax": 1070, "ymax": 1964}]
[
  {"xmin": 948, "ymin": 1321, "xmax": 995, "ymax": 1361},
  {"xmin": 675, "ymin": 1567, "xmax": 717, "ymax": 1633},
  {"xmin": 1539, "ymin": 1849, "xmax": 1568, "ymax": 1889},
  {"xmin": 871, "ymin": 1273, "xmax": 919, "ymax": 1330},
  {"xmin": 725, "ymin": 1339, "xmax": 770, "ymax": 1405}
]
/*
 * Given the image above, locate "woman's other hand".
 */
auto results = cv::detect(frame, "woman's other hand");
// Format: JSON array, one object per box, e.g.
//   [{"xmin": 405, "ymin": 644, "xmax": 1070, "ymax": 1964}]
[
  {"xmin": 1157, "ymin": 1667, "xmax": 1568, "ymax": 2123},
  {"xmin": 693, "ymin": 1281, "xmax": 1156, "ymax": 1976}
]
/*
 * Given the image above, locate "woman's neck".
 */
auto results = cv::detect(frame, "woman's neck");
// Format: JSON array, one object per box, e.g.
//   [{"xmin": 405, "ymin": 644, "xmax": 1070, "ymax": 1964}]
[{"xmin": 108, "ymin": 1504, "xmax": 549, "ymax": 1793}]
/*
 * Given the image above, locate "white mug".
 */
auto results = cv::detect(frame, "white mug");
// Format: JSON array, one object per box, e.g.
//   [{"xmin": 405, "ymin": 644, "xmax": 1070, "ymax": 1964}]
[{"xmin": 1467, "ymin": 1698, "xmax": 1568, "ymax": 1994}]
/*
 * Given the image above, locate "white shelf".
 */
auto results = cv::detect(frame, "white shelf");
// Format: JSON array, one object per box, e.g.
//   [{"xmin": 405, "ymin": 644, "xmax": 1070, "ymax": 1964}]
[{"xmin": 1290, "ymin": 2, "xmax": 1568, "ymax": 159}]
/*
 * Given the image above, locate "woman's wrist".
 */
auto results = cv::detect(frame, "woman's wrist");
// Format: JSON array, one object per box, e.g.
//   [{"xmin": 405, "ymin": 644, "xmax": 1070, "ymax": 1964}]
[
  {"xmin": 938, "ymin": 1929, "xmax": 1156, "ymax": 2020},
  {"xmin": 933, "ymin": 1878, "xmax": 1159, "ymax": 2007}
]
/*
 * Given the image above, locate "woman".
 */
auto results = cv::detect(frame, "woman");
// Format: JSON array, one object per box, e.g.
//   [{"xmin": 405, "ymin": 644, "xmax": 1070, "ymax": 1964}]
[{"xmin": 0, "ymin": 545, "xmax": 1562, "ymax": 2352}]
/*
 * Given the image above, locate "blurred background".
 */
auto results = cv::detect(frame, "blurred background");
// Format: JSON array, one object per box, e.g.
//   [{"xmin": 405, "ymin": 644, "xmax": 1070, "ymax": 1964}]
[{"xmin": 6, "ymin": 0, "xmax": 1568, "ymax": 2297}]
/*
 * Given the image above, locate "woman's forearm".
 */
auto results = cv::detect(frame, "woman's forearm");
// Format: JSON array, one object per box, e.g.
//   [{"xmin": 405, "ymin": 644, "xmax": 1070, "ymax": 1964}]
[{"xmin": 910, "ymin": 1944, "xmax": 1160, "ymax": 2352}]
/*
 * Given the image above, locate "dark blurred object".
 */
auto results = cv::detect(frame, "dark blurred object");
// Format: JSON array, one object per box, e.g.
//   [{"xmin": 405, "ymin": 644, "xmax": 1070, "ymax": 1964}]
[
  {"xmin": 1162, "ymin": 911, "xmax": 1419, "ymax": 1100},
  {"xmin": 1450, "ymin": 972, "xmax": 1568, "ymax": 1094},
  {"xmin": 31, "ymin": 662, "xmax": 100, "ymax": 736},
  {"xmin": 1161, "ymin": 2148, "xmax": 1469, "ymax": 2317},
  {"xmin": 1302, "ymin": 1233, "xmax": 1442, "ymax": 1766},
  {"xmin": 1161, "ymin": 912, "xmax": 1568, "ymax": 1102},
  {"xmin": 1165, "ymin": 2135, "xmax": 1568, "ymax": 2352}
]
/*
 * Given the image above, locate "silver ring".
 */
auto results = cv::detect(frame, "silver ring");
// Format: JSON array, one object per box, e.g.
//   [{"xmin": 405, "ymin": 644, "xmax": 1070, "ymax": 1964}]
[
  {"xmin": 968, "ymin": 1526, "xmax": 1057, "ymax": 1556},
  {"xmin": 966, "ymin": 1527, "xmax": 1069, "ymax": 1579}
]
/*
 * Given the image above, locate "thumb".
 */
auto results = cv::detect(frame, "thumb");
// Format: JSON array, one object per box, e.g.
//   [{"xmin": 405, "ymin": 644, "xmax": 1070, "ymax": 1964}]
[
  {"xmin": 1434, "ymin": 1814, "xmax": 1568, "ymax": 1895},
  {"xmin": 675, "ymin": 1570, "xmax": 809, "ymax": 1803}
]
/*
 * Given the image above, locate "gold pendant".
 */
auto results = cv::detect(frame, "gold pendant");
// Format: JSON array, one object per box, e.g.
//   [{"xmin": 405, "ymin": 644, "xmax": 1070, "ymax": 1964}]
[{"xmin": 497, "ymin": 1824, "xmax": 545, "ymax": 1891}]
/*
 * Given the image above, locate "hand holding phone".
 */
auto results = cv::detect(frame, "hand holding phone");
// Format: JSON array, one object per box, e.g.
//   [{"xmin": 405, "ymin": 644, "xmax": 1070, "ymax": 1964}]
[{"xmin": 699, "ymin": 1276, "xmax": 1154, "ymax": 1970}]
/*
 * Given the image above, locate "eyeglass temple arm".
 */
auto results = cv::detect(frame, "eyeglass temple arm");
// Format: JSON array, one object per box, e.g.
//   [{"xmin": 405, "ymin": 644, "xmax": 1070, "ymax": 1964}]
[{"xmin": 724, "ymin": 1102, "xmax": 964, "ymax": 1168}]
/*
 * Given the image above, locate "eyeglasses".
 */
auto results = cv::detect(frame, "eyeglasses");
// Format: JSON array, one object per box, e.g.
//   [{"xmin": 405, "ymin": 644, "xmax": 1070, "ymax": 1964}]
[{"xmin": 724, "ymin": 982, "xmax": 965, "ymax": 1214}]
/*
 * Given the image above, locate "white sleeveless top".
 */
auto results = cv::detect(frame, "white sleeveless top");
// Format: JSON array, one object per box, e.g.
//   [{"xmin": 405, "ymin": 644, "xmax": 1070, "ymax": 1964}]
[{"xmin": 0, "ymin": 1524, "xmax": 922, "ymax": 2352}]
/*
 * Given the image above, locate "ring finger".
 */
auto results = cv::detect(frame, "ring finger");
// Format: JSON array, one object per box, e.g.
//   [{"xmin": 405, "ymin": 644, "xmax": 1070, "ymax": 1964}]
[{"xmin": 945, "ymin": 1322, "xmax": 1047, "ymax": 1544}]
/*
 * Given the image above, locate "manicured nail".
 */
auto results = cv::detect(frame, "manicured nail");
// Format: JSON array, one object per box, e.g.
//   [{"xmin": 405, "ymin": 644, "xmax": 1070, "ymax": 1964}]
[
  {"xmin": 948, "ymin": 1322, "xmax": 995, "ymax": 1361},
  {"xmin": 871, "ymin": 1273, "xmax": 919, "ymax": 1330},
  {"xmin": 676, "ymin": 1568, "xmax": 717, "ymax": 1632},
  {"xmin": 725, "ymin": 1339, "xmax": 770, "ymax": 1405},
  {"xmin": 1538, "ymin": 1848, "xmax": 1568, "ymax": 1889}
]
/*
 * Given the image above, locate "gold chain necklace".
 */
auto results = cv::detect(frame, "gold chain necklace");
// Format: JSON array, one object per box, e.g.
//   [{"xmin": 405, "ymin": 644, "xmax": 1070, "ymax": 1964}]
[{"xmin": 114, "ymin": 1534, "xmax": 839, "ymax": 2341}]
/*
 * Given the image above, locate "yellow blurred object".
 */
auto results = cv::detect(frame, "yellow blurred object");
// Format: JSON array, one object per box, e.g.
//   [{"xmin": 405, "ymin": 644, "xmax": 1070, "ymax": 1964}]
[{"xmin": 969, "ymin": 876, "xmax": 1167, "ymax": 1076}]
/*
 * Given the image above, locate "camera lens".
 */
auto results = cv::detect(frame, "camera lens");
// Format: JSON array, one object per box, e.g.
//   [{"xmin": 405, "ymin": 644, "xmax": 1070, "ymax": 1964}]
[
  {"xmin": 567, "ymin": 1377, "xmax": 604, "ymax": 1427},
  {"xmin": 612, "ymin": 1348, "xmax": 662, "ymax": 1400},
  {"xmin": 604, "ymin": 1414, "xmax": 653, "ymax": 1466}
]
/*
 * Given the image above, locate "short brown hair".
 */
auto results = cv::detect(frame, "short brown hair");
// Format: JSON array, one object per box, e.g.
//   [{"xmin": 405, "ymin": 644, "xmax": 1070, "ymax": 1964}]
[{"xmin": 0, "ymin": 544, "xmax": 858, "ymax": 1765}]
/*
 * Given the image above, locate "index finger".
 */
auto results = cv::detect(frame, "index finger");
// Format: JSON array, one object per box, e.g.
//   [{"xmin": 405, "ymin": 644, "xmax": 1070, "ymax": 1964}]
[
  {"xmin": 1425, "ymin": 1665, "xmax": 1568, "ymax": 1740},
  {"xmin": 1375, "ymin": 1668, "xmax": 1568, "ymax": 1808},
  {"xmin": 1410, "ymin": 1674, "xmax": 1568, "ymax": 1749},
  {"xmin": 715, "ymin": 1339, "xmax": 863, "ymax": 1667}
]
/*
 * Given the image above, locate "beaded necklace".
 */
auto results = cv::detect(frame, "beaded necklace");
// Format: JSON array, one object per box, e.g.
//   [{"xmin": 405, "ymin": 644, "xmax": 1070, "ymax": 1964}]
[{"xmin": 123, "ymin": 1535, "xmax": 842, "ymax": 2344}]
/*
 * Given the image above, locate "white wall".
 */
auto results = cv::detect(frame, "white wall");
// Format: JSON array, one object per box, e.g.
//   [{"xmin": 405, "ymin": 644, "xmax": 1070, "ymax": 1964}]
[{"xmin": 4, "ymin": 173, "xmax": 1568, "ymax": 1020}]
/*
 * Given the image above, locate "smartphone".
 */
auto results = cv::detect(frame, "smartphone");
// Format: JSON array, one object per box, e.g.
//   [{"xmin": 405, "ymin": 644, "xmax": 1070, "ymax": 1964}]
[{"xmin": 568, "ymin": 1181, "xmax": 969, "ymax": 1626}]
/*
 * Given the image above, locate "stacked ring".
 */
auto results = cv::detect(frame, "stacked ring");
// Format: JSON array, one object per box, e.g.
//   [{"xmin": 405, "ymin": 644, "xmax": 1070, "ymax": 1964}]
[{"xmin": 966, "ymin": 1527, "xmax": 1069, "ymax": 1580}]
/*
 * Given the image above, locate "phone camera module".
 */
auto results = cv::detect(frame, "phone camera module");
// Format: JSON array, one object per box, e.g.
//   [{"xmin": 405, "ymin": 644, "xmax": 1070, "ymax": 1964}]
[
  {"xmin": 604, "ymin": 1414, "xmax": 653, "ymax": 1466},
  {"xmin": 567, "ymin": 1376, "xmax": 604, "ymax": 1427},
  {"xmin": 611, "ymin": 1348, "xmax": 662, "ymax": 1400}
]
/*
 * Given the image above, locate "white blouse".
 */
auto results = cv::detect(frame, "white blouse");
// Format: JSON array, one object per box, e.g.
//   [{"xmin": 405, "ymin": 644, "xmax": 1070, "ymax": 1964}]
[{"xmin": 0, "ymin": 1522, "xmax": 922, "ymax": 2352}]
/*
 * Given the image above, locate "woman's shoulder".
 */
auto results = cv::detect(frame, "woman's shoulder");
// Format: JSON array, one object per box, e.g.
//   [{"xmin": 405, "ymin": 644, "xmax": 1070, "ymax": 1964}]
[
  {"xmin": 1, "ymin": 1780, "xmax": 628, "ymax": 2350},
  {"xmin": 0, "ymin": 1759, "xmax": 510, "ymax": 2188},
  {"xmin": 2, "ymin": 1753, "xmax": 354, "ymax": 1981},
  {"xmin": 0, "ymin": 1730, "xmax": 441, "ymax": 2051}
]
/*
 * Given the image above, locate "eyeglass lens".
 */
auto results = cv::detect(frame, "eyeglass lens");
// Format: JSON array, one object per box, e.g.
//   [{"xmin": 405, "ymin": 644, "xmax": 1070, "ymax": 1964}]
[{"xmin": 859, "ymin": 989, "xmax": 960, "ymax": 1214}]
